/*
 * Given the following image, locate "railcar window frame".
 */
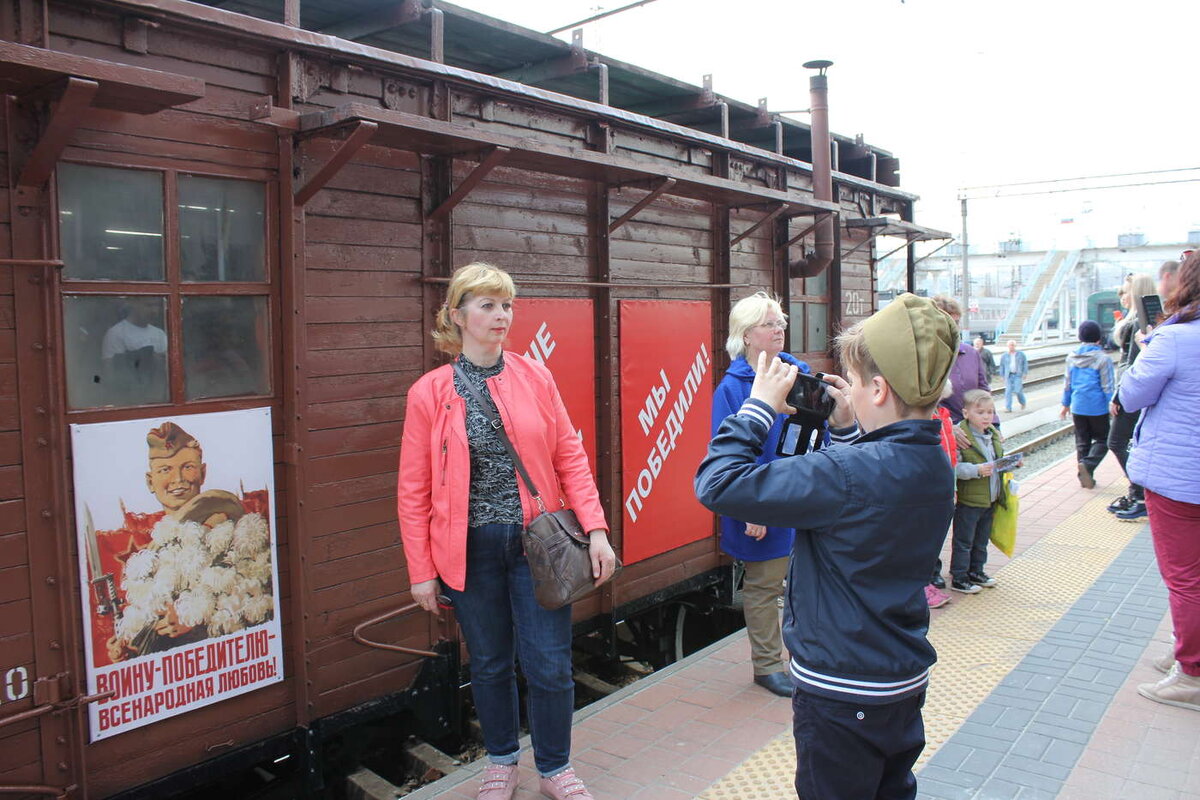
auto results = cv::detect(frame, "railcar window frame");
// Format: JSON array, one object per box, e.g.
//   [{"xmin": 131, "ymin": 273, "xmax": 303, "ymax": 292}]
[{"xmin": 54, "ymin": 159, "xmax": 279, "ymax": 419}]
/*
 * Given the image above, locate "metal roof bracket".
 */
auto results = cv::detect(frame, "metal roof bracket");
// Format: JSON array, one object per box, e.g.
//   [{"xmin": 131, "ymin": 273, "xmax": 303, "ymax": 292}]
[
  {"xmin": 730, "ymin": 202, "xmax": 789, "ymax": 247},
  {"xmin": 429, "ymin": 146, "xmax": 511, "ymax": 220},
  {"xmin": 776, "ymin": 211, "xmax": 834, "ymax": 254},
  {"xmin": 294, "ymin": 120, "xmax": 378, "ymax": 206},
  {"xmin": 608, "ymin": 177, "xmax": 675, "ymax": 233}
]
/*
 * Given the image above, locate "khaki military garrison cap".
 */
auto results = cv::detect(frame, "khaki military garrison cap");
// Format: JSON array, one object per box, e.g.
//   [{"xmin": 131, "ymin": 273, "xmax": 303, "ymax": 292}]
[{"xmin": 147, "ymin": 421, "xmax": 201, "ymax": 459}]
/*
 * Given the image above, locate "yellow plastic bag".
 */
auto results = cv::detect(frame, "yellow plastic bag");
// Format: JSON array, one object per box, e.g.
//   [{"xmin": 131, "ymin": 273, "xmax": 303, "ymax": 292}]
[{"xmin": 990, "ymin": 473, "xmax": 1018, "ymax": 557}]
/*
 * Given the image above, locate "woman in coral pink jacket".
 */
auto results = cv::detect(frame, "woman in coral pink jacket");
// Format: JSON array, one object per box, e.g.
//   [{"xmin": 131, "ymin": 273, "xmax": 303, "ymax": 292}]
[{"xmin": 397, "ymin": 263, "xmax": 616, "ymax": 800}]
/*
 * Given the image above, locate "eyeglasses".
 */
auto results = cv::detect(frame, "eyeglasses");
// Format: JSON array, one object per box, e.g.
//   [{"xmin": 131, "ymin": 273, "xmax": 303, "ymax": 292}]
[{"xmin": 756, "ymin": 320, "xmax": 788, "ymax": 330}]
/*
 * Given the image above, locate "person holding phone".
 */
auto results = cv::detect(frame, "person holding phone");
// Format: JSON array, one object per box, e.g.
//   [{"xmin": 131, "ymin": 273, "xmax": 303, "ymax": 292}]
[
  {"xmin": 1108, "ymin": 272, "xmax": 1159, "ymax": 521},
  {"xmin": 1120, "ymin": 251, "xmax": 1200, "ymax": 711}
]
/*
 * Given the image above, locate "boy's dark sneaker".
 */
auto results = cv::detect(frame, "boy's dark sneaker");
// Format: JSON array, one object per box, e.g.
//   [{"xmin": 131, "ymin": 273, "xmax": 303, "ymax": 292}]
[
  {"xmin": 1107, "ymin": 495, "xmax": 1133, "ymax": 513},
  {"xmin": 1115, "ymin": 501, "xmax": 1148, "ymax": 522},
  {"xmin": 967, "ymin": 571, "xmax": 997, "ymax": 588},
  {"xmin": 950, "ymin": 578, "xmax": 981, "ymax": 594},
  {"xmin": 1077, "ymin": 462, "xmax": 1096, "ymax": 489},
  {"xmin": 930, "ymin": 574, "xmax": 946, "ymax": 590}
]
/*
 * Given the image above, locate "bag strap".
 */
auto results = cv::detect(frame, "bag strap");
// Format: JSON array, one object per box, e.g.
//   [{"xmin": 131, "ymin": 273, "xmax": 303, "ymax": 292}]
[{"xmin": 451, "ymin": 358, "xmax": 547, "ymax": 513}]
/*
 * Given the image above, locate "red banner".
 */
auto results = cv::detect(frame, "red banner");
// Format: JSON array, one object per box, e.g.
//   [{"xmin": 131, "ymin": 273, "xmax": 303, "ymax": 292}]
[
  {"xmin": 619, "ymin": 301, "xmax": 713, "ymax": 563},
  {"xmin": 506, "ymin": 298, "xmax": 597, "ymax": 475}
]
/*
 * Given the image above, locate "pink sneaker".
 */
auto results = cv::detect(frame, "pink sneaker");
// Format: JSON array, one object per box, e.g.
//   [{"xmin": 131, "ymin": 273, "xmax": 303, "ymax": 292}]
[
  {"xmin": 925, "ymin": 584, "xmax": 951, "ymax": 609},
  {"xmin": 539, "ymin": 767, "xmax": 593, "ymax": 799},
  {"xmin": 477, "ymin": 763, "xmax": 519, "ymax": 800}
]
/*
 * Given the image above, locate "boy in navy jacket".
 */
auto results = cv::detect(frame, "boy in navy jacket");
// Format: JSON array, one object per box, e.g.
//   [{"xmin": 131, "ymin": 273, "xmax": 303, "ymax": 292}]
[{"xmin": 696, "ymin": 294, "xmax": 959, "ymax": 800}]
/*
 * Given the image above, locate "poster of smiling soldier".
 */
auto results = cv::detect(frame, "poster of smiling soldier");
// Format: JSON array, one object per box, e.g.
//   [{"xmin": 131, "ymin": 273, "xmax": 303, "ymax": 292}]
[{"xmin": 71, "ymin": 407, "xmax": 282, "ymax": 741}]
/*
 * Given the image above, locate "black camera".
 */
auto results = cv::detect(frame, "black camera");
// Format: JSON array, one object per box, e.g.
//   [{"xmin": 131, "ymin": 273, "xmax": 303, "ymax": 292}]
[{"xmin": 776, "ymin": 372, "xmax": 835, "ymax": 457}]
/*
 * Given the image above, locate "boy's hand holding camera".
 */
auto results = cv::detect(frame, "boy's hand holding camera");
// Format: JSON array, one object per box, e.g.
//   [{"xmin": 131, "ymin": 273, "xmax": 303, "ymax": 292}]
[{"xmin": 749, "ymin": 352, "xmax": 855, "ymax": 429}]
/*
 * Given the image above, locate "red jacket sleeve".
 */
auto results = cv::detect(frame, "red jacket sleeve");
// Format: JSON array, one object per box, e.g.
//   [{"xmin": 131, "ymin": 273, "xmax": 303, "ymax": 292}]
[{"xmin": 396, "ymin": 379, "xmax": 437, "ymax": 585}]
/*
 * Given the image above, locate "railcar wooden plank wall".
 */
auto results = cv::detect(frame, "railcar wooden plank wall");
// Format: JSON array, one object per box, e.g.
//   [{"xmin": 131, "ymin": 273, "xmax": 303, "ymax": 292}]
[{"xmin": 0, "ymin": 0, "xmax": 931, "ymax": 795}]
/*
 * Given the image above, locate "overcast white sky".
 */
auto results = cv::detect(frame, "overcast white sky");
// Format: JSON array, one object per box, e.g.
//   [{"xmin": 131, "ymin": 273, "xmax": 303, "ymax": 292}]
[{"xmin": 451, "ymin": 0, "xmax": 1200, "ymax": 253}]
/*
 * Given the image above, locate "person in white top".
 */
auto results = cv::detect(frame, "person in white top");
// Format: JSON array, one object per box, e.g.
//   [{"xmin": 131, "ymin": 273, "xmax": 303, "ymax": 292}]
[{"xmin": 101, "ymin": 298, "xmax": 168, "ymax": 404}]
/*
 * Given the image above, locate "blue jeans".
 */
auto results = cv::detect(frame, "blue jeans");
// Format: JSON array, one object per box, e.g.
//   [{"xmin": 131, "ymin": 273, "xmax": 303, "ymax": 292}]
[
  {"xmin": 1003, "ymin": 375, "xmax": 1026, "ymax": 411},
  {"xmin": 442, "ymin": 523, "xmax": 575, "ymax": 775},
  {"xmin": 950, "ymin": 503, "xmax": 995, "ymax": 579}
]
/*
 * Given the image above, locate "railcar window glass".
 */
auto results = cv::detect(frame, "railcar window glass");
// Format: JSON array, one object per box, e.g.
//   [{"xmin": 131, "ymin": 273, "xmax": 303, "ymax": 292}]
[
  {"xmin": 806, "ymin": 304, "xmax": 828, "ymax": 352},
  {"xmin": 804, "ymin": 270, "xmax": 827, "ymax": 298},
  {"xmin": 788, "ymin": 303, "xmax": 806, "ymax": 352},
  {"xmin": 178, "ymin": 175, "xmax": 266, "ymax": 282},
  {"xmin": 57, "ymin": 164, "xmax": 164, "ymax": 281},
  {"xmin": 182, "ymin": 296, "xmax": 270, "ymax": 400},
  {"xmin": 63, "ymin": 295, "xmax": 170, "ymax": 408}
]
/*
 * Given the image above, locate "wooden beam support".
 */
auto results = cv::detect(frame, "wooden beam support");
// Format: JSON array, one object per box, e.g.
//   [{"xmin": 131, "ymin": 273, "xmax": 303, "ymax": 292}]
[
  {"xmin": 429, "ymin": 7, "xmax": 444, "ymax": 63},
  {"xmin": 17, "ymin": 77, "xmax": 98, "ymax": 187},
  {"xmin": 608, "ymin": 177, "xmax": 674, "ymax": 233},
  {"xmin": 730, "ymin": 202, "xmax": 789, "ymax": 247},
  {"xmin": 428, "ymin": 146, "xmax": 510, "ymax": 220},
  {"xmin": 318, "ymin": 0, "xmax": 424, "ymax": 40},
  {"xmin": 293, "ymin": 120, "xmax": 377, "ymax": 206}
]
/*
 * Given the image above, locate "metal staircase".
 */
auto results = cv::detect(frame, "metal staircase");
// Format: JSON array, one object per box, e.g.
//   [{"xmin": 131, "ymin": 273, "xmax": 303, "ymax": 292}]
[
  {"xmin": 1022, "ymin": 249, "xmax": 1082, "ymax": 341},
  {"xmin": 995, "ymin": 251, "xmax": 1063, "ymax": 343}
]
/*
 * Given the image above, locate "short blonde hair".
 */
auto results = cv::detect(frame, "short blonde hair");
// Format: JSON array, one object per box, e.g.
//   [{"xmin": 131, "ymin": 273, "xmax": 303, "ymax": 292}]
[
  {"xmin": 1128, "ymin": 273, "xmax": 1157, "ymax": 310},
  {"xmin": 835, "ymin": 321, "xmax": 931, "ymax": 416},
  {"xmin": 962, "ymin": 388, "xmax": 993, "ymax": 410},
  {"xmin": 726, "ymin": 291, "xmax": 786, "ymax": 359},
  {"xmin": 931, "ymin": 295, "xmax": 962, "ymax": 318},
  {"xmin": 432, "ymin": 262, "xmax": 517, "ymax": 355}
]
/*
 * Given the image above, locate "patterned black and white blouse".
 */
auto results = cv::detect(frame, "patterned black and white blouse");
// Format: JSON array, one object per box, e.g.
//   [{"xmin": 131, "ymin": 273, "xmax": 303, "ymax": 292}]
[{"xmin": 454, "ymin": 354, "xmax": 523, "ymax": 527}]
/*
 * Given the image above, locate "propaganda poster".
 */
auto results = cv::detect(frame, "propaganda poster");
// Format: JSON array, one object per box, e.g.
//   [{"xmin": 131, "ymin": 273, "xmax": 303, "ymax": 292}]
[
  {"xmin": 71, "ymin": 407, "xmax": 282, "ymax": 740},
  {"xmin": 619, "ymin": 300, "xmax": 713, "ymax": 563},
  {"xmin": 506, "ymin": 297, "xmax": 598, "ymax": 475}
]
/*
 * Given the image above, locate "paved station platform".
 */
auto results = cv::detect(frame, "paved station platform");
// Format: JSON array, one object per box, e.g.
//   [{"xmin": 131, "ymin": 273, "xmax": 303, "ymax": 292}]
[{"xmin": 408, "ymin": 456, "xmax": 1198, "ymax": 800}]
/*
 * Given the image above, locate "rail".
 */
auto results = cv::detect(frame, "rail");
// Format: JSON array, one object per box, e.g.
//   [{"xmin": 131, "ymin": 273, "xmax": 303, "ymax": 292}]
[
  {"xmin": 1009, "ymin": 423, "xmax": 1074, "ymax": 457},
  {"xmin": 353, "ymin": 602, "xmax": 442, "ymax": 658}
]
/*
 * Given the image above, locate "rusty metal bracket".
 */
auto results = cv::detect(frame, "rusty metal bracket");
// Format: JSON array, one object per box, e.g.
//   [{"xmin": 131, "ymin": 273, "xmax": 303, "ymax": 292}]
[
  {"xmin": 0, "ymin": 784, "xmax": 72, "ymax": 797},
  {"xmin": 730, "ymin": 202, "xmax": 788, "ymax": 247},
  {"xmin": 428, "ymin": 146, "xmax": 510, "ymax": 220},
  {"xmin": 17, "ymin": 77, "xmax": 99, "ymax": 188},
  {"xmin": 608, "ymin": 177, "xmax": 675, "ymax": 233},
  {"xmin": 777, "ymin": 211, "xmax": 835, "ymax": 253},
  {"xmin": 294, "ymin": 120, "xmax": 378, "ymax": 206},
  {"xmin": 353, "ymin": 601, "xmax": 441, "ymax": 657},
  {"xmin": 0, "ymin": 686, "xmax": 114, "ymax": 731}
]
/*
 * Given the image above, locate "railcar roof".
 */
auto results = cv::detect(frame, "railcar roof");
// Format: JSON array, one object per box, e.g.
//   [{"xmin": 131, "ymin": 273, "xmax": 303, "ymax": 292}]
[{"xmin": 192, "ymin": 0, "xmax": 899, "ymax": 188}]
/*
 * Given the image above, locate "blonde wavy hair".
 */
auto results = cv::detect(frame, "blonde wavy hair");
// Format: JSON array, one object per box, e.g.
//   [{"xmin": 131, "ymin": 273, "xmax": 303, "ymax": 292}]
[
  {"xmin": 432, "ymin": 262, "xmax": 517, "ymax": 355},
  {"xmin": 726, "ymin": 291, "xmax": 787, "ymax": 359}
]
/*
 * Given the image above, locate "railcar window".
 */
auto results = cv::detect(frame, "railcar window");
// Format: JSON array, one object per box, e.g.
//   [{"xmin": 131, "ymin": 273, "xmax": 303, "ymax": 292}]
[
  {"xmin": 57, "ymin": 163, "xmax": 273, "ymax": 412},
  {"xmin": 63, "ymin": 295, "xmax": 170, "ymax": 408},
  {"xmin": 182, "ymin": 296, "xmax": 269, "ymax": 400},
  {"xmin": 57, "ymin": 164, "xmax": 165, "ymax": 281},
  {"xmin": 178, "ymin": 175, "xmax": 266, "ymax": 282},
  {"xmin": 806, "ymin": 303, "xmax": 828, "ymax": 352}
]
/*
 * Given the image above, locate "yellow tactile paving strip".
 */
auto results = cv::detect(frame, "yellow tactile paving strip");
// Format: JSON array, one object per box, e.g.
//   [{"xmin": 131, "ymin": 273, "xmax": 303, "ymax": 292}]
[{"xmin": 700, "ymin": 486, "xmax": 1139, "ymax": 800}]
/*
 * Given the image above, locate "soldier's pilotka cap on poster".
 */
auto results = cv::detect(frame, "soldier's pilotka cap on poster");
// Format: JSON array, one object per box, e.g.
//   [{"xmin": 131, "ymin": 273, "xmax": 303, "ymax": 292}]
[{"xmin": 147, "ymin": 421, "xmax": 200, "ymax": 459}]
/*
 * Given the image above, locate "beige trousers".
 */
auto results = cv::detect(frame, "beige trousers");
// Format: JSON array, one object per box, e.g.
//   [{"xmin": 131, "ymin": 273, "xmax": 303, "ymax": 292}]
[{"xmin": 742, "ymin": 556, "xmax": 789, "ymax": 676}]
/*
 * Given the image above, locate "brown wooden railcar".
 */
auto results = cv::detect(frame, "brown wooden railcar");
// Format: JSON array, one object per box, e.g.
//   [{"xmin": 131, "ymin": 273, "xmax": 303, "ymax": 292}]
[{"xmin": 0, "ymin": 1, "xmax": 948, "ymax": 797}]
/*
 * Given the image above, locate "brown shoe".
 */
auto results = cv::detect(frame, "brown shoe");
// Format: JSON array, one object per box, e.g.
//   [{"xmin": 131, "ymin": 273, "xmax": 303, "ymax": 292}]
[
  {"xmin": 1137, "ymin": 666, "xmax": 1200, "ymax": 711},
  {"xmin": 1077, "ymin": 462, "xmax": 1095, "ymax": 489}
]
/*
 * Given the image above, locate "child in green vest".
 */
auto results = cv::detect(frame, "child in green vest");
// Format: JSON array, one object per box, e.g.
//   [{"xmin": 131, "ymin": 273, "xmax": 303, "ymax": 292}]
[{"xmin": 950, "ymin": 389, "xmax": 1015, "ymax": 593}]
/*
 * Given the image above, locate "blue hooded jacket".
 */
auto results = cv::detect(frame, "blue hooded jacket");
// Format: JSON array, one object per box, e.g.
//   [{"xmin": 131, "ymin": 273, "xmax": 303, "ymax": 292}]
[
  {"xmin": 710, "ymin": 352, "xmax": 809, "ymax": 561},
  {"xmin": 1061, "ymin": 344, "xmax": 1115, "ymax": 416}
]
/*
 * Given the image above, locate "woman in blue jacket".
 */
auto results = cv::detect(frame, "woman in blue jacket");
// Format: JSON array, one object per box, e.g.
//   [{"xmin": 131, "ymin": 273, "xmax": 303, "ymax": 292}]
[{"xmin": 712, "ymin": 292, "xmax": 810, "ymax": 697}]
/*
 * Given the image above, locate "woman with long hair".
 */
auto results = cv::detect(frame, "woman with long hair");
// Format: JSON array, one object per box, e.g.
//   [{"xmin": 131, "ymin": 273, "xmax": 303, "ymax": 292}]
[
  {"xmin": 397, "ymin": 263, "xmax": 618, "ymax": 799},
  {"xmin": 1108, "ymin": 271, "xmax": 1161, "ymax": 521},
  {"xmin": 1120, "ymin": 252, "xmax": 1200, "ymax": 710}
]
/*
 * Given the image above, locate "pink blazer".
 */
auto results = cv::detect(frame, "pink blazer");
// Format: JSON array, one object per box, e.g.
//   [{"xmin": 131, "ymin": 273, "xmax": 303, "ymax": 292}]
[{"xmin": 396, "ymin": 352, "xmax": 607, "ymax": 591}]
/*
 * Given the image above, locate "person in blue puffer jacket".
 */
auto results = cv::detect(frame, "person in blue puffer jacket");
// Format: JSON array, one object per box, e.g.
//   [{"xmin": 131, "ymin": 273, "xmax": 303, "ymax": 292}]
[
  {"xmin": 1059, "ymin": 320, "xmax": 1115, "ymax": 488},
  {"xmin": 711, "ymin": 291, "xmax": 812, "ymax": 698}
]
